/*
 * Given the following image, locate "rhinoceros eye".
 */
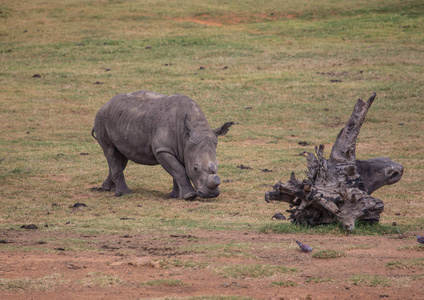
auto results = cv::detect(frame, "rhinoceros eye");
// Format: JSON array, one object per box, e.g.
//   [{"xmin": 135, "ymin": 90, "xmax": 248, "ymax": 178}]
[{"xmin": 193, "ymin": 166, "xmax": 198, "ymax": 173}]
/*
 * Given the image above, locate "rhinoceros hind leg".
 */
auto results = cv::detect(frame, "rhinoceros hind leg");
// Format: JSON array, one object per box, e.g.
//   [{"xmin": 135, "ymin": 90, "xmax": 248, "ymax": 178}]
[
  {"xmin": 102, "ymin": 172, "xmax": 116, "ymax": 191},
  {"xmin": 113, "ymin": 157, "xmax": 132, "ymax": 197},
  {"xmin": 101, "ymin": 145, "xmax": 132, "ymax": 197}
]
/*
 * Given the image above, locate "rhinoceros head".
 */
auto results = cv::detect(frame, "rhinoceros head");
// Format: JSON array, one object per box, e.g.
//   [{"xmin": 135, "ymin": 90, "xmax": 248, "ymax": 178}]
[{"xmin": 184, "ymin": 117, "xmax": 233, "ymax": 198}]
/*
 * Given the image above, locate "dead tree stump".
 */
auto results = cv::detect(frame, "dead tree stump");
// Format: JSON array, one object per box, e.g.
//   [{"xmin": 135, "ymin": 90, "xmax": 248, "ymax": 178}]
[{"xmin": 265, "ymin": 93, "xmax": 404, "ymax": 231}]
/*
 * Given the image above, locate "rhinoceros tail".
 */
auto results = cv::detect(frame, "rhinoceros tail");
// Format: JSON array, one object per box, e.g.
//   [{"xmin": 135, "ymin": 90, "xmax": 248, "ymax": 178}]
[{"xmin": 91, "ymin": 127, "xmax": 97, "ymax": 140}]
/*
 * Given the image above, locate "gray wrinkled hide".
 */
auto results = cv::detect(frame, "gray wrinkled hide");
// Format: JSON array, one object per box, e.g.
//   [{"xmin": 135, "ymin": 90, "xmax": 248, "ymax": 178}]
[
  {"xmin": 93, "ymin": 90, "xmax": 233, "ymax": 199},
  {"xmin": 356, "ymin": 157, "xmax": 404, "ymax": 194}
]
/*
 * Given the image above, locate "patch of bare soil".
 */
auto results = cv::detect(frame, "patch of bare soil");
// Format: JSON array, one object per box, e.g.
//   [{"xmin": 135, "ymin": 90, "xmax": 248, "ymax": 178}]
[
  {"xmin": 1, "ymin": 228, "xmax": 423, "ymax": 299},
  {"xmin": 174, "ymin": 12, "xmax": 292, "ymax": 27}
]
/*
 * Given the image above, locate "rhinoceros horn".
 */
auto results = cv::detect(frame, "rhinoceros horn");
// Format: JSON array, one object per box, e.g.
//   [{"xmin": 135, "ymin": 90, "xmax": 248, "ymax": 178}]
[{"xmin": 206, "ymin": 162, "xmax": 220, "ymax": 189}]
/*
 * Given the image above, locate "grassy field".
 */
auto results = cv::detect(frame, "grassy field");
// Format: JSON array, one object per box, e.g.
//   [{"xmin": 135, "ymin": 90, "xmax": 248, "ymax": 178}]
[
  {"xmin": 1, "ymin": 0, "xmax": 423, "ymax": 233},
  {"xmin": 0, "ymin": 0, "xmax": 424, "ymax": 297}
]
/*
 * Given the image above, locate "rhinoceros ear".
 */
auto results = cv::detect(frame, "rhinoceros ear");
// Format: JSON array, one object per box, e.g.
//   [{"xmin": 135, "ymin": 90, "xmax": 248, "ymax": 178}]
[
  {"xmin": 212, "ymin": 122, "xmax": 235, "ymax": 137},
  {"xmin": 184, "ymin": 115, "xmax": 200, "ymax": 142},
  {"xmin": 184, "ymin": 115, "xmax": 195, "ymax": 135}
]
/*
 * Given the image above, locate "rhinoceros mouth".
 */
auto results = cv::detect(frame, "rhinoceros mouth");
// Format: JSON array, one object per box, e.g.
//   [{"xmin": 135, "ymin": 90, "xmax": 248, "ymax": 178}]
[{"xmin": 197, "ymin": 188, "xmax": 220, "ymax": 199}]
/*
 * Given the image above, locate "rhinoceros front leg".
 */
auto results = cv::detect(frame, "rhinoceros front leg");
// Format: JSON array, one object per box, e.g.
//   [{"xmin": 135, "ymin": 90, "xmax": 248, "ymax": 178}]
[{"xmin": 156, "ymin": 152, "xmax": 197, "ymax": 200}]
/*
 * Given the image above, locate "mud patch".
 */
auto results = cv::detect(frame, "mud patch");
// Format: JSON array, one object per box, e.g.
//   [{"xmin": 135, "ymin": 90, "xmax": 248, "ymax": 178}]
[{"xmin": 1, "ymin": 230, "xmax": 424, "ymax": 299}]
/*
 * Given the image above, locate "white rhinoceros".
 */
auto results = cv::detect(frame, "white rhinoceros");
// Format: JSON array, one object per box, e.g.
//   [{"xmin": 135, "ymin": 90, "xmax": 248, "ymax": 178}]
[{"xmin": 92, "ymin": 90, "xmax": 233, "ymax": 200}]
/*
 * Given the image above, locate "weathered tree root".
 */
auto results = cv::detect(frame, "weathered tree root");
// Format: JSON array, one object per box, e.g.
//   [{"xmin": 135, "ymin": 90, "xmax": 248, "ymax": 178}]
[{"xmin": 265, "ymin": 93, "xmax": 403, "ymax": 232}]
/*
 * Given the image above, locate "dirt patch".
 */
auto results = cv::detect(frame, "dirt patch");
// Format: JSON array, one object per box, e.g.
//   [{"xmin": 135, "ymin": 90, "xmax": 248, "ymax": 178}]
[
  {"xmin": 1, "ymin": 228, "xmax": 424, "ymax": 299},
  {"xmin": 176, "ymin": 17, "xmax": 223, "ymax": 27},
  {"xmin": 174, "ymin": 12, "xmax": 292, "ymax": 27}
]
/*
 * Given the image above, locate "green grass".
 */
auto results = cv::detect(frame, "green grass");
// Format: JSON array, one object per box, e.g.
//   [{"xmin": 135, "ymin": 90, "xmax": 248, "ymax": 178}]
[
  {"xmin": 397, "ymin": 245, "xmax": 424, "ymax": 251},
  {"xmin": 162, "ymin": 259, "xmax": 208, "ymax": 269},
  {"xmin": 305, "ymin": 277, "xmax": 333, "ymax": 283},
  {"xmin": 0, "ymin": 274, "xmax": 67, "ymax": 291},
  {"xmin": 349, "ymin": 275, "xmax": 392, "ymax": 287},
  {"xmin": 312, "ymin": 250, "xmax": 347, "ymax": 259},
  {"xmin": 79, "ymin": 272, "xmax": 123, "ymax": 287},
  {"xmin": 215, "ymin": 264, "xmax": 297, "ymax": 279},
  {"xmin": 260, "ymin": 221, "xmax": 402, "ymax": 236},
  {"xmin": 271, "ymin": 281, "xmax": 297, "ymax": 287},
  {"xmin": 386, "ymin": 258, "xmax": 424, "ymax": 270},
  {"xmin": 139, "ymin": 279, "xmax": 184, "ymax": 287},
  {"xmin": 0, "ymin": 0, "xmax": 423, "ymax": 241},
  {"xmin": 345, "ymin": 244, "xmax": 372, "ymax": 250}
]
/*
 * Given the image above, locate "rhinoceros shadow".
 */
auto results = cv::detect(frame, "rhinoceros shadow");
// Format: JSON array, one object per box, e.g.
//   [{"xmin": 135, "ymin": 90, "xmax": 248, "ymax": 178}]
[
  {"xmin": 133, "ymin": 187, "xmax": 215, "ymax": 202},
  {"xmin": 91, "ymin": 186, "xmax": 216, "ymax": 202}
]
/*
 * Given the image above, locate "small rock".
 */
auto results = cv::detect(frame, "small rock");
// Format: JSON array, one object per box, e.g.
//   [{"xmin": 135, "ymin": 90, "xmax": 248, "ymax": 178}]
[
  {"xmin": 68, "ymin": 264, "xmax": 81, "ymax": 269},
  {"xmin": 298, "ymin": 141, "xmax": 310, "ymax": 146},
  {"xmin": 120, "ymin": 235, "xmax": 132, "ymax": 238},
  {"xmin": 392, "ymin": 222, "xmax": 397, "ymax": 226},
  {"xmin": 261, "ymin": 168, "xmax": 273, "ymax": 173},
  {"xmin": 128, "ymin": 257, "xmax": 157, "ymax": 268},
  {"xmin": 79, "ymin": 152, "xmax": 89, "ymax": 155},
  {"xmin": 145, "ymin": 46, "xmax": 151, "ymax": 49},
  {"xmin": 271, "ymin": 212, "xmax": 286, "ymax": 220},
  {"xmin": 199, "ymin": 66, "xmax": 206, "ymax": 70},
  {"xmin": 32, "ymin": 74, "xmax": 41, "ymax": 78}
]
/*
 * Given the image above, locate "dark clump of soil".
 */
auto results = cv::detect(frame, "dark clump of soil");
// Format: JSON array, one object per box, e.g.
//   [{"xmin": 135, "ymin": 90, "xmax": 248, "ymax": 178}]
[
  {"xmin": 21, "ymin": 224, "xmax": 38, "ymax": 230},
  {"xmin": 237, "ymin": 164, "xmax": 252, "ymax": 170},
  {"xmin": 71, "ymin": 202, "xmax": 87, "ymax": 208}
]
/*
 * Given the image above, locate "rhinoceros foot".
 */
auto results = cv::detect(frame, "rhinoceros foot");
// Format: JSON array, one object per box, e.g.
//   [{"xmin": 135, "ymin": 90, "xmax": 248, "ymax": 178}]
[
  {"xmin": 101, "ymin": 177, "xmax": 116, "ymax": 191},
  {"xmin": 184, "ymin": 192, "xmax": 197, "ymax": 201},
  {"xmin": 169, "ymin": 190, "xmax": 197, "ymax": 201},
  {"xmin": 169, "ymin": 191, "xmax": 197, "ymax": 200},
  {"xmin": 115, "ymin": 187, "xmax": 133, "ymax": 197}
]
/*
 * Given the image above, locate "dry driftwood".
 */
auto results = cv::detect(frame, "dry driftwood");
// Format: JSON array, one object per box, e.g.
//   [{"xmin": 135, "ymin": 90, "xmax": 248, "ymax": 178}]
[{"xmin": 265, "ymin": 92, "xmax": 404, "ymax": 231}]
